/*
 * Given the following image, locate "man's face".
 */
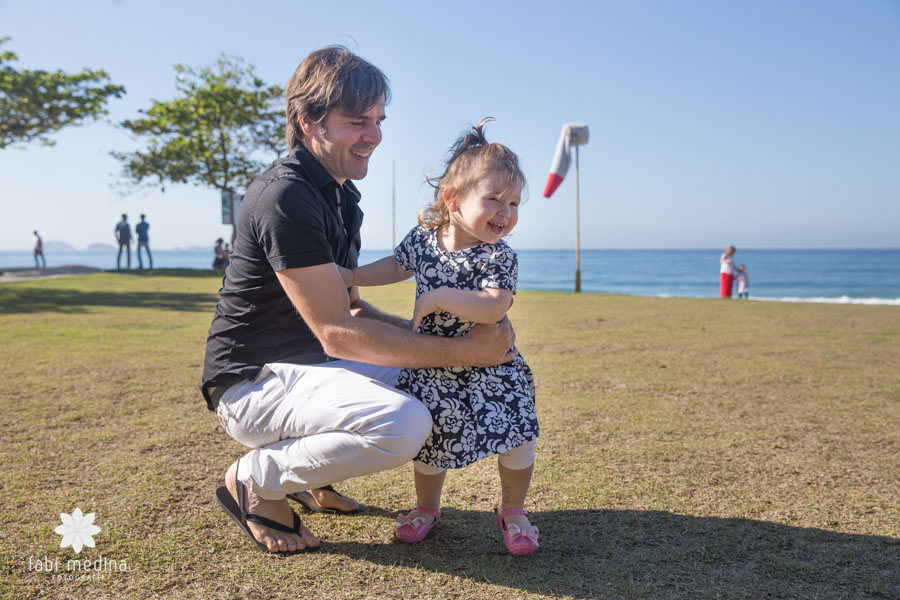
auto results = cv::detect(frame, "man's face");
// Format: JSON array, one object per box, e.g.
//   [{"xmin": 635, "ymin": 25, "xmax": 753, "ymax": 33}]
[{"xmin": 304, "ymin": 100, "xmax": 385, "ymax": 184}]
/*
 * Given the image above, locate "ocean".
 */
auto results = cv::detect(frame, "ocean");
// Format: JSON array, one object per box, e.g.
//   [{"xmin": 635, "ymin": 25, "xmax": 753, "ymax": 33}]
[{"xmin": 2, "ymin": 248, "xmax": 898, "ymax": 305}]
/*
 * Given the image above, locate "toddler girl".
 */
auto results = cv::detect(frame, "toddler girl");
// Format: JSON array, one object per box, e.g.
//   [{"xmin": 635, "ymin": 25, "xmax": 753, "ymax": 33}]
[
  {"xmin": 735, "ymin": 264, "xmax": 749, "ymax": 299},
  {"xmin": 340, "ymin": 118, "xmax": 540, "ymax": 556}
]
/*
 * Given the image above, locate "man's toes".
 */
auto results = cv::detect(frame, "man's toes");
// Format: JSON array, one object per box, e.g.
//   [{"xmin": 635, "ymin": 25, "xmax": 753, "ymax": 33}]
[
  {"xmin": 262, "ymin": 533, "xmax": 280, "ymax": 552},
  {"xmin": 299, "ymin": 526, "xmax": 320, "ymax": 548},
  {"xmin": 273, "ymin": 535, "xmax": 291, "ymax": 552}
]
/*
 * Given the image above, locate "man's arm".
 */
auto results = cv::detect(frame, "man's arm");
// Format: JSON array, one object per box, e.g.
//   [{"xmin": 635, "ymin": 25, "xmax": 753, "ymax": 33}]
[{"xmin": 275, "ymin": 263, "xmax": 516, "ymax": 368}]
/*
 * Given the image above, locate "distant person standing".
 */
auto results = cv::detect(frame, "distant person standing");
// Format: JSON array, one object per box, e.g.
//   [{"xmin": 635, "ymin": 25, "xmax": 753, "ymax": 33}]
[
  {"xmin": 33, "ymin": 230, "xmax": 46, "ymax": 269},
  {"xmin": 115, "ymin": 214, "xmax": 133, "ymax": 270},
  {"xmin": 223, "ymin": 243, "xmax": 232, "ymax": 268},
  {"xmin": 212, "ymin": 238, "xmax": 225, "ymax": 270},
  {"xmin": 719, "ymin": 246, "xmax": 736, "ymax": 298},
  {"xmin": 135, "ymin": 214, "xmax": 153, "ymax": 270},
  {"xmin": 735, "ymin": 264, "xmax": 749, "ymax": 299}
]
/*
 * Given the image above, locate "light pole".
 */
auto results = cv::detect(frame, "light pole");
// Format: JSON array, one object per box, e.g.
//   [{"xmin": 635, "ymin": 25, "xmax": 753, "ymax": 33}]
[{"xmin": 392, "ymin": 160, "xmax": 396, "ymax": 249}]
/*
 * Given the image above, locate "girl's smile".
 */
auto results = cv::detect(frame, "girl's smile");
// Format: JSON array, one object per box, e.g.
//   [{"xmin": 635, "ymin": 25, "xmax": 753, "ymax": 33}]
[{"xmin": 442, "ymin": 171, "xmax": 521, "ymax": 251}]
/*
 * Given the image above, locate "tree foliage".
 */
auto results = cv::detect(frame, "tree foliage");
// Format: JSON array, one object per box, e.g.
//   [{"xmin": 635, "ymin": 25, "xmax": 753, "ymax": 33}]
[
  {"xmin": 113, "ymin": 55, "xmax": 284, "ymax": 195},
  {"xmin": 0, "ymin": 37, "xmax": 125, "ymax": 149}
]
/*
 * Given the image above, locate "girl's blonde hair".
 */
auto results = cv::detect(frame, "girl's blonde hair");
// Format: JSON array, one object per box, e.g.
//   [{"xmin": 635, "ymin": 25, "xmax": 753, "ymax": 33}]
[{"xmin": 418, "ymin": 117, "xmax": 526, "ymax": 230}]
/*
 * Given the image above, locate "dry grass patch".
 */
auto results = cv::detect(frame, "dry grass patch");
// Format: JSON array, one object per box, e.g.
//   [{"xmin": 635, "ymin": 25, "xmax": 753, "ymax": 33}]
[{"xmin": 0, "ymin": 272, "xmax": 897, "ymax": 599}]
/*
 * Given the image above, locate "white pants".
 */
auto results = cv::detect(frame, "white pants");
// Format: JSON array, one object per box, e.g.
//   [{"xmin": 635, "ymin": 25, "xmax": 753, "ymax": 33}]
[{"xmin": 216, "ymin": 360, "xmax": 432, "ymax": 501}]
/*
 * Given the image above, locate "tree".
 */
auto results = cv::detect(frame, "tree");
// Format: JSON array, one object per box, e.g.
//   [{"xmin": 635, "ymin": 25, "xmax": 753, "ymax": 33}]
[
  {"xmin": 0, "ymin": 37, "xmax": 125, "ymax": 149},
  {"xmin": 113, "ymin": 55, "xmax": 284, "ymax": 205}
]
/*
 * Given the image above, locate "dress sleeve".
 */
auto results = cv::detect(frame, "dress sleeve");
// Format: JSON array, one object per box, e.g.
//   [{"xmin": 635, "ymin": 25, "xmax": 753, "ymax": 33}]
[
  {"xmin": 480, "ymin": 246, "xmax": 518, "ymax": 293},
  {"xmin": 394, "ymin": 227, "xmax": 420, "ymax": 272}
]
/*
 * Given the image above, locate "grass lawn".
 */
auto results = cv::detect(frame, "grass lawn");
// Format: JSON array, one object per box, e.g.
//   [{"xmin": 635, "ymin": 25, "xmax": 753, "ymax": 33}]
[{"xmin": 0, "ymin": 270, "xmax": 897, "ymax": 599}]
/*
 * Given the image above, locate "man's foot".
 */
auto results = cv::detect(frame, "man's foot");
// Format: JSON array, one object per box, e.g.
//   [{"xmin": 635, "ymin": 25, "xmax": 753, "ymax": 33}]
[
  {"xmin": 307, "ymin": 487, "xmax": 360, "ymax": 513},
  {"xmin": 224, "ymin": 462, "xmax": 320, "ymax": 553},
  {"xmin": 288, "ymin": 485, "xmax": 360, "ymax": 514}
]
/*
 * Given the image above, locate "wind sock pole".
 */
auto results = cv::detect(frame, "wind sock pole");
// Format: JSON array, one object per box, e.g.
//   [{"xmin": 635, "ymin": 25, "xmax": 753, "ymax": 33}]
[
  {"xmin": 575, "ymin": 145, "xmax": 581, "ymax": 292},
  {"xmin": 543, "ymin": 123, "xmax": 589, "ymax": 292}
]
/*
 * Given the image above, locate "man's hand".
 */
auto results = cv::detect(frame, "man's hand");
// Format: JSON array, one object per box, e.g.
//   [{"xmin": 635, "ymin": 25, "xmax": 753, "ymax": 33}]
[
  {"xmin": 463, "ymin": 316, "xmax": 518, "ymax": 367},
  {"xmin": 411, "ymin": 288, "xmax": 443, "ymax": 330}
]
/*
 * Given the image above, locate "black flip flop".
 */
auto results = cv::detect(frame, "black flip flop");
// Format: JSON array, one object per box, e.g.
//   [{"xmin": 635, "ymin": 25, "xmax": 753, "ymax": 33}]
[
  {"xmin": 215, "ymin": 481, "xmax": 319, "ymax": 554},
  {"xmin": 287, "ymin": 484, "xmax": 360, "ymax": 515}
]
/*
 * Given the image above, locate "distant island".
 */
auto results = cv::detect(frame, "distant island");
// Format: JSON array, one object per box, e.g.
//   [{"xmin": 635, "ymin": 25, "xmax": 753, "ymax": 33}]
[
  {"xmin": 44, "ymin": 241, "xmax": 77, "ymax": 251},
  {"xmin": 86, "ymin": 243, "xmax": 116, "ymax": 251}
]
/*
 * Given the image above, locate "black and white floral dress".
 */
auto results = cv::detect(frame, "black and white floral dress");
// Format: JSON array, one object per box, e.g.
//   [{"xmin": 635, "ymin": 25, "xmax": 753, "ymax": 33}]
[{"xmin": 395, "ymin": 226, "xmax": 538, "ymax": 469}]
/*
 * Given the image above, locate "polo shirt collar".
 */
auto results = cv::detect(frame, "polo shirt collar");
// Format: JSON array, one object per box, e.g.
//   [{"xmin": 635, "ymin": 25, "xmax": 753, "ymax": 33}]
[{"xmin": 289, "ymin": 144, "xmax": 361, "ymax": 201}]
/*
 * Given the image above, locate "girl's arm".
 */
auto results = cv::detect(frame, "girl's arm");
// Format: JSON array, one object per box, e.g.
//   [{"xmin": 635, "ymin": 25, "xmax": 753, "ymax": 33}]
[
  {"xmin": 339, "ymin": 256, "xmax": 413, "ymax": 287},
  {"xmin": 412, "ymin": 287, "xmax": 513, "ymax": 329}
]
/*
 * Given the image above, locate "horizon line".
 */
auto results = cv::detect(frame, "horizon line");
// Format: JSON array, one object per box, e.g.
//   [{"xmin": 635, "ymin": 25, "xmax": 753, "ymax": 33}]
[{"xmin": 6, "ymin": 246, "xmax": 900, "ymax": 252}]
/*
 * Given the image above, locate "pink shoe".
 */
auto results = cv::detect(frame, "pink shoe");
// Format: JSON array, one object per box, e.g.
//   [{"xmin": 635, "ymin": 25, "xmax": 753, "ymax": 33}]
[
  {"xmin": 395, "ymin": 506, "xmax": 440, "ymax": 543},
  {"xmin": 497, "ymin": 508, "xmax": 539, "ymax": 556}
]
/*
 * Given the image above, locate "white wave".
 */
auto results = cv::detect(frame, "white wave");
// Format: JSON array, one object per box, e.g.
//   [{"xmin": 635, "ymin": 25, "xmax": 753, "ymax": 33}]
[{"xmin": 754, "ymin": 296, "xmax": 900, "ymax": 306}]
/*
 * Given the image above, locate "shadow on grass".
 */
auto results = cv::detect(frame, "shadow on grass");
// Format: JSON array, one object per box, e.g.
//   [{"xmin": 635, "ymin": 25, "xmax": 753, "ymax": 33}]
[
  {"xmin": 109, "ymin": 268, "xmax": 222, "ymax": 279},
  {"xmin": 0, "ymin": 286, "xmax": 216, "ymax": 314},
  {"xmin": 325, "ymin": 508, "xmax": 898, "ymax": 599}
]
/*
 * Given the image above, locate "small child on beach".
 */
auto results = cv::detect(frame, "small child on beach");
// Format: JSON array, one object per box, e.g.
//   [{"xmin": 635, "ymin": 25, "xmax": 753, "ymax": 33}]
[
  {"xmin": 339, "ymin": 118, "xmax": 540, "ymax": 556},
  {"xmin": 736, "ymin": 264, "xmax": 749, "ymax": 299}
]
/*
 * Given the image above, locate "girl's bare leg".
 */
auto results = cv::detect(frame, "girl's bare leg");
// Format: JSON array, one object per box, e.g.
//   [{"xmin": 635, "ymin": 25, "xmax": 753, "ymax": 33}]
[
  {"xmin": 397, "ymin": 468, "xmax": 447, "ymax": 528},
  {"xmin": 498, "ymin": 462, "xmax": 534, "ymax": 530}
]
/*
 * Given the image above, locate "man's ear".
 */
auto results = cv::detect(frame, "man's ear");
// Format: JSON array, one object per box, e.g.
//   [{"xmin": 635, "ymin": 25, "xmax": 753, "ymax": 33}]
[{"xmin": 298, "ymin": 114, "xmax": 319, "ymax": 140}]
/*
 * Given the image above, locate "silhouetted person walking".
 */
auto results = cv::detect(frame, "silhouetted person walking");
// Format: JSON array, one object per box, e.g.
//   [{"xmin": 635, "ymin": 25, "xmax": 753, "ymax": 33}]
[
  {"xmin": 136, "ymin": 214, "xmax": 153, "ymax": 269},
  {"xmin": 212, "ymin": 238, "xmax": 225, "ymax": 270},
  {"xmin": 33, "ymin": 230, "xmax": 46, "ymax": 269},
  {"xmin": 115, "ymin": 214, "xmax": 132, "ymax": 270}
]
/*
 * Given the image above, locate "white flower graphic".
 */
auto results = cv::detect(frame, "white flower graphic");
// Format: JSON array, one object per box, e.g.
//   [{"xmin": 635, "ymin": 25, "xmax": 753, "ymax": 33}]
[{"xmin": 54, "ymin": 508, "xmax": 101, "ymax": 554}]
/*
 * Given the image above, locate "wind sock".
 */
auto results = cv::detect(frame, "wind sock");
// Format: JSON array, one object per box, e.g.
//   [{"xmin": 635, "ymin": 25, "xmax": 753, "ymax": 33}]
[{"xmin": 543, "ymin": 123, "xmax": 589, "ymax": 198}]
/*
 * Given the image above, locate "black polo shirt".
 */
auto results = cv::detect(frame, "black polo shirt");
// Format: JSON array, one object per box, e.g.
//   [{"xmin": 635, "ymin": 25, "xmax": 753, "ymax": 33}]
[{"xmin": 201, "ymin": 145, "xmax": 363, "ymax": 410}]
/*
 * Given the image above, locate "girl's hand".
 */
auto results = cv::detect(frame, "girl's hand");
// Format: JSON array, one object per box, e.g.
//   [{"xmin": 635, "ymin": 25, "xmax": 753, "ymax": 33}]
[
  {"xmin": 336, "ymin": 265, "xmax": 355, "ymax": 287},
  {"xmin": 411, "ymin": 289, "xmax": 443, "ymax": 330}
]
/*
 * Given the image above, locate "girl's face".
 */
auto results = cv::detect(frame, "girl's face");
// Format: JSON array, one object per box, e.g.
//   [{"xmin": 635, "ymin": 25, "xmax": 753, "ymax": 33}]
[{"xmin": 446, "ymin": 170, "xmax": 521, "ymax": 247}]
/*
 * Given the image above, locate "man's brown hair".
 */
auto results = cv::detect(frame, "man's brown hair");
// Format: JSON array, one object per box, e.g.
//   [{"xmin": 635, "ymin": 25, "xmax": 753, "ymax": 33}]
[{"xmin": 285, "ymin": 46, "xmax": 390, "ymax": 149}]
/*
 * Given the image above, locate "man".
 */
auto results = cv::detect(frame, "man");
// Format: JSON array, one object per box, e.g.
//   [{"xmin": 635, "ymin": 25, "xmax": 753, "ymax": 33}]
[
  {"xmin": 135, "ymin": 214, "xmax": 153, "ymax": 270},
  {"xmin": 115, "ymin": 214, "xmax": 132, "ymax": 270},
  {"xmin": 202, "ymin": 47, "xmax": 516, "ymax": 554},
  {"xmin": 33, "ymin": 230, "xmax": 45, "ymax": 269}
]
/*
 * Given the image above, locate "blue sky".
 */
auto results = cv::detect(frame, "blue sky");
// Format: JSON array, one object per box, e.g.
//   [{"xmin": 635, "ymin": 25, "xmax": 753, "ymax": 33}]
[{"xmin": 2, "ymin": 0, "xmax": 898, "ymax": 251}]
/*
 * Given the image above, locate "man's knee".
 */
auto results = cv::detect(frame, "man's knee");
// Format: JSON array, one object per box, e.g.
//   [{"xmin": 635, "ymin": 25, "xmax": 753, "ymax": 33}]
[{"xmin": 372, "ymin": 394, "xmax": 431, "ymax": 463}]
